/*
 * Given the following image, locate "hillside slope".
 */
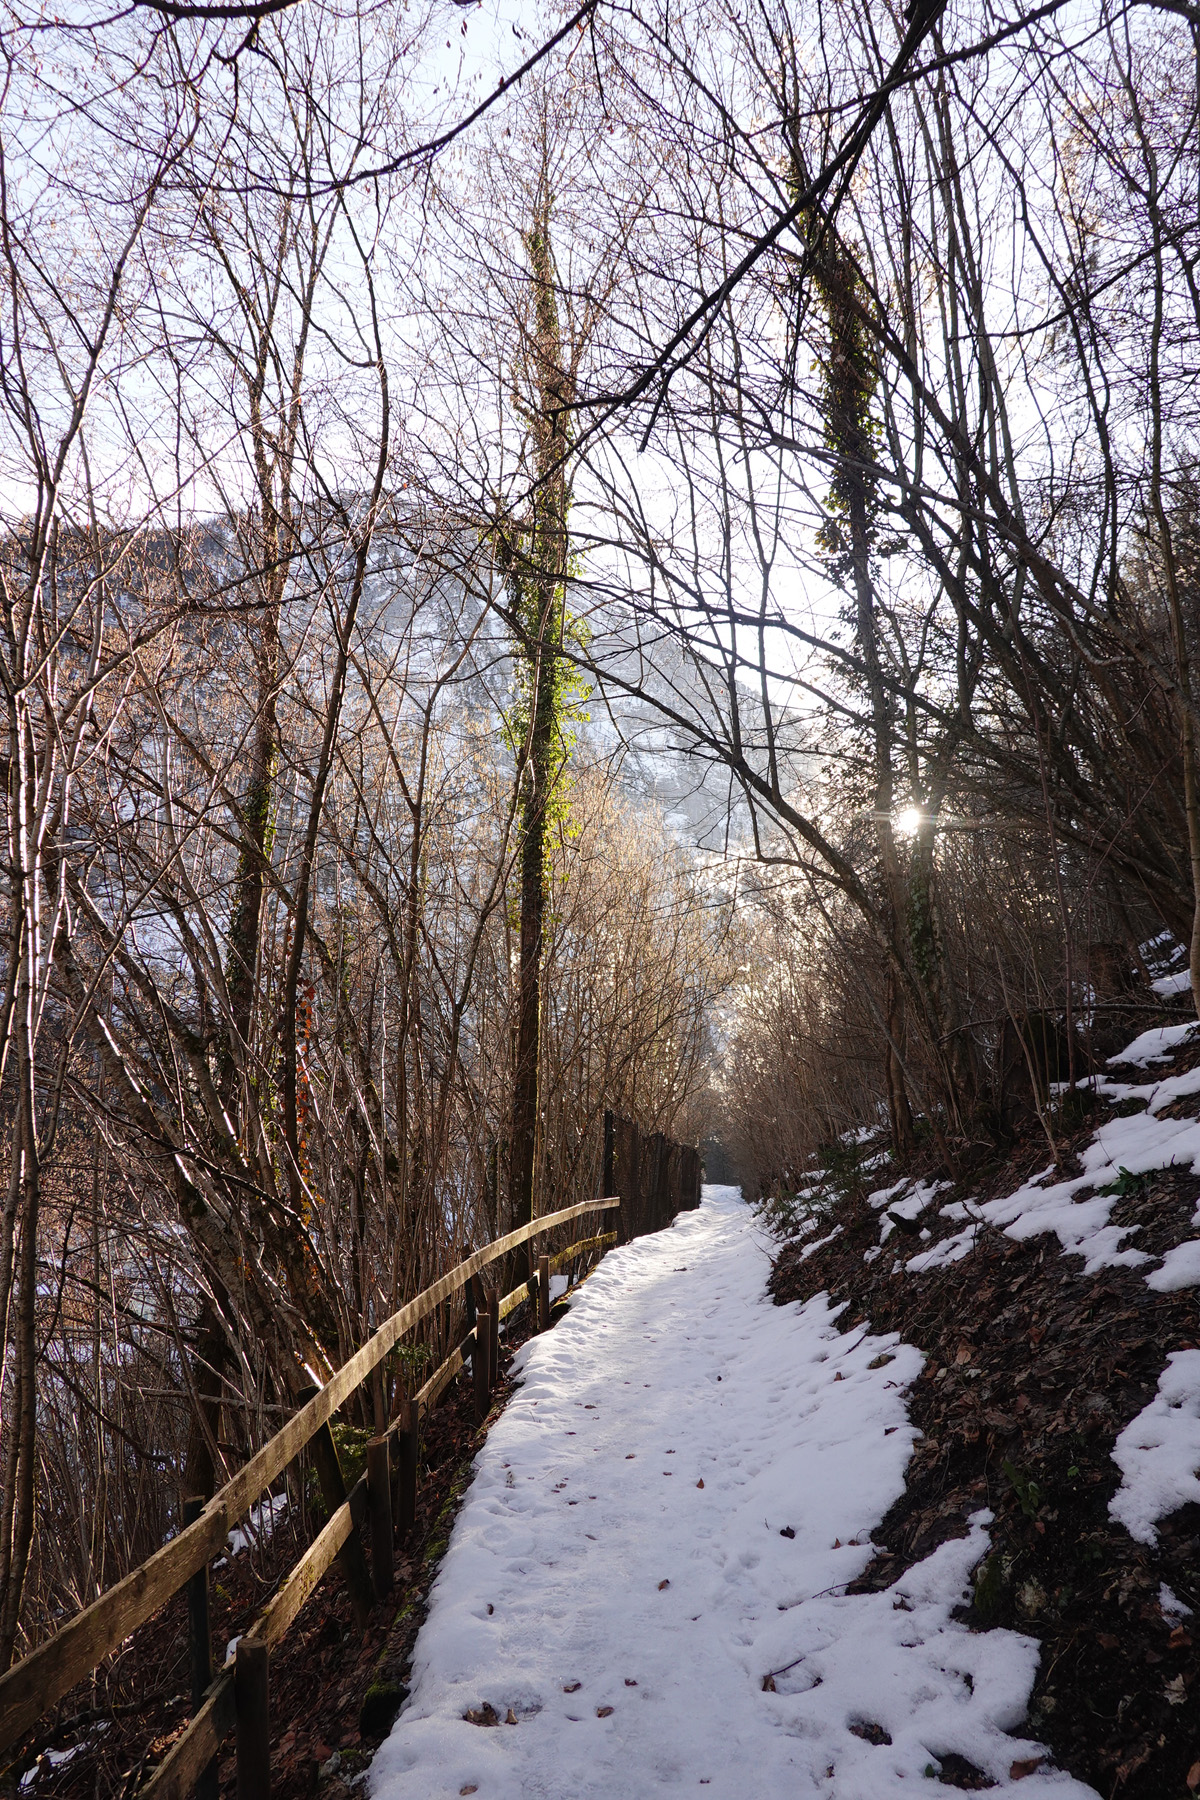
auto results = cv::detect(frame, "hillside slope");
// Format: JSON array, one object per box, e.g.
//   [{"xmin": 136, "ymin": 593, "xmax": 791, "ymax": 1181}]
[{"xmin": 771, "ymin": 1013, "xmax": 1200, "ymax": 1798}]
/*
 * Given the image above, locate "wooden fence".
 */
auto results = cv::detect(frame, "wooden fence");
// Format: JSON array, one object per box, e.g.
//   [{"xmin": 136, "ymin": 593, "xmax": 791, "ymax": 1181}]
[
  {"xmin": 603, "ymin": 1111, "xmax": 702, "ymax": 1241},
  {"xmin": 0, "ymin": 1198, "xmax": 619, "ymax": 1799}
]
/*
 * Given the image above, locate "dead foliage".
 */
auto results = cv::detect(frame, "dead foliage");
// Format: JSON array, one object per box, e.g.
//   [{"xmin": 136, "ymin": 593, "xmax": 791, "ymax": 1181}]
[{"xmin": 770, "ymin": 1084, "xmax": 1200, "ymax": 1799}]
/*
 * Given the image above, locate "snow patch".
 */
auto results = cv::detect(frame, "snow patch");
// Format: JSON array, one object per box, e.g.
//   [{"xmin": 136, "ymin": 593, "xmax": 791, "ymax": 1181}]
[
  {"xmin": 217, "ymin": 1493, "xmax": 288, "ymax": 1566},
  {"xmin": 1108, "ymin": 1021, "xmax": 1198, "ymax": 1070},
  {"xmin": 1160, "ymin": 1583, "xmax": 1193, "ymax": 1620},
  {"xmin": 799, "ymin": 1224, "xmax": 843, "ymax": 1260},
  {"xmin": 1153, "ymin": 970, "xmax": 1193, "ymax": 999},
  {"xmin": 1110, "ymin": 1351, "xmax": 1200, "ymax": 1545},
  {"xmin": 1146, "ymin": 1240, "xmax": 1200, "ymax": 1293},
  {"xmin": 902, "ymin": 1016, "xmax": 1200, "ymax": 1282}
]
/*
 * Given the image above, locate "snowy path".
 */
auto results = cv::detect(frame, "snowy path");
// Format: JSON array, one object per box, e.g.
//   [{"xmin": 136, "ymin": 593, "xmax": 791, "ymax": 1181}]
[{"xmin": 371, "ymin": 1190, "xmax": 1096, "ymax": 1800}]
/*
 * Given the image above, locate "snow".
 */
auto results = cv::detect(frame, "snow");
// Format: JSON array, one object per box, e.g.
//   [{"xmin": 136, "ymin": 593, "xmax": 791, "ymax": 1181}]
[
  {"xmin": 885, "ymin": 1019, "xmax": 1200, "ymax": 1286},
  {"xmin": 798, "ymin": 1224, "xmax": 842, "ymax": 1260},
  {"xmin": 372, "ymin": 1190, "xmax": 1095, "ymax": 1800},
  {"xmin": 216, "ymin": 1493, "xmax": 288, "ymax": 1566},
  {"xmin": 1153, "ymin": 970, "xmax": 1192, "ymax": 999},
  {"xmin": 1107, "ymin": 1021, "xmax": 1198, "ymax": 1069},
  {"xmin": 867, "ymin": 1179, "xmax": 908, "ymax": 1210},
  {"xmin": 1109, "ymin": 1351, "xmax": 1200, "ymax": 1545},
  {"xmin": 1145, "ymin": 1239, "xmax": 1200, "ymax": 1293},
  {"xmin": 906, "ymin": 1223, "xmax": 979, "ymax": 1271},
  {"xmin": 20, "ymin": 1743, "xmax": 86, "ymax": 1790},
  {"xmin": 1160, "ymin": 1584, "xmax": 1193, "ymax": 1620},
  {"xmin": 874, "ymin": 1180, "xmax": 947, "ymax": 1243}
]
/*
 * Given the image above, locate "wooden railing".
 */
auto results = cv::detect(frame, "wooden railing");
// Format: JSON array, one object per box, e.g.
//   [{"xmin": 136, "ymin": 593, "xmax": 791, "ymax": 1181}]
[{"xmin": 0, "ymin": 1198, "xmax": 620, "ymax": 1798}]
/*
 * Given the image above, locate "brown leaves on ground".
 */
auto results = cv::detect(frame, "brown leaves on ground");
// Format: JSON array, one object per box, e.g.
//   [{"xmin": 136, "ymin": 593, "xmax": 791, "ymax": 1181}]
[{"xmin": 769, "ymin": 1058, "xmax": 1200, "ymax": 1800}]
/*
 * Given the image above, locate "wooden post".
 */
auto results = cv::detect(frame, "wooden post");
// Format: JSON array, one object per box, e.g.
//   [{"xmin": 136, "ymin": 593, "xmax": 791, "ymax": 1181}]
[
  {"xmin": 488, "ymin": 1288, "xmax": 500, "ymax": 1392},
  {"xmin": 235, "ymin": 1638, "xmax": 270, "ymax": 1800},
  {"xmin": 370, "ymin": 1362, "xmax": 388, "ymax": 1436},
  {"xmin": 603, "ymin": 1108, "xmax": 614, "ymax": 1203},
  {"xmin": 473, "ymin": 1310, "xmax": 491, "ymax": 1422},
  {"xmin": 537, "ymin": 1254, "xmax": 551, "ymax": 1332},
  {"xmin": 463, "ymin": 1257, "xmax": 477, "ymax": 1399},
  {"xmin": 183, "ymin": 1498, "xmax": 218, "ymax": 1800},
  {"xmin": 297, "ymin": 1386, "xmax": 373, "ymax": 1629},
  {"xmin": 397, "ymin": 1397, "xmax": 418, "ymax": 1541},
  {"xmin": 367, "ymin": 1437, "xmax": 393, "ymax": 1599}
]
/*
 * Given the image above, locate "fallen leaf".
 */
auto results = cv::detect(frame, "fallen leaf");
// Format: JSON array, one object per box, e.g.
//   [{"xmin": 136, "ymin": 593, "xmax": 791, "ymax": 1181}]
[
  {"xmin": 658, "ymin": 1578, "xmax": 670, "ymax": 1590},
  {"xmin": 563, "ymin": 1681, "xmax": 581, "ymax": 1693},
  {"xmin": 505, "ymin": 1708, "xmax": 518, "ymax": 1725},
  {"xmin": 1165, "ymin": 1675, "xmax": 1187, "ymax": 1705},
  {"xmin": 780, "ymin": 1526, "xmax": 796, "ymax": 1539},
  {"xmin": 461, "ymin": 1788, "xmax": 479, "ymax": 1796},
  {"xmin": 1171, "ymin": 1625, "xmax": 1192, "ymax": 1649},
  {"xmin": 464, "ymin": 1704, "xmax": 500, "ymax": 1728},
  {"xmin": 1010, "ymin": 1758, "xmax": 1044, "ymax": 1780},
  {"xmin": 625, "ymin": 1678, "xmax": 638, "ymax": 1686},
  {"xmin": 762, "ymin": 1675, "xmax": 777, "ymax": 1692},
  {"xmin": 868, "ymin": 1354, "xmax": 894, "ymax": 1369},
  {"xmin": 1186, "ymin": 1760, "xmax": 1200, "ymax": 1791},
  {"xmin": 696, "ymin": 1479, "xmax": 705, "ymax": 1489},
  {"xmin": 596, "ymin": 1705, "xmax": 614, "ymax": 1718}
]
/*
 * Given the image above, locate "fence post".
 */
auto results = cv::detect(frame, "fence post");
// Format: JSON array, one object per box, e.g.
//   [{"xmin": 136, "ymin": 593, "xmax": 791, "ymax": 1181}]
[
  {"xmin": 367, "ymin": 1437, "xmax": 393, "ymax": 1599},
  {"xmin": 297, "ymin": 1385, "xmax": 373, "ymax": 1629},
  {"xmin": 183, "ymin": 1497, "xmax": 218, "ymax": 1800},
  {"xmin": 473, "ymin": 1310, "xmax": 491, "ymax": 1422},
  {"xmin": 397, "ymin": 1396, "xmax": 418, "ymax": 1540},
  {"xmin": 235, "ymin": 1638, "xmax": 270, "ymax": 1799},
  {"xmin": 537, "ymin": 1254, "xmax": 551, "ymax": 1332},
  {"xmin": 603, "ymin": 1108, "xmax": 615, "ymax": 1202},
  {"xmin": 488, "ymin": 1288, "xmax": 500, "ymax": 1392},
  {"xmin": 370, "ymin": 1362, "xmax": 388, "ymax": 1435}
]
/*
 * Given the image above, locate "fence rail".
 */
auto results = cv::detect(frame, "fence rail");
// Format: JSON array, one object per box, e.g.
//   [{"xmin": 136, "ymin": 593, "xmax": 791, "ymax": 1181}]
[{"xmin": 0, "ymin": 1196, "xmax": 620, "ymax": 1790}]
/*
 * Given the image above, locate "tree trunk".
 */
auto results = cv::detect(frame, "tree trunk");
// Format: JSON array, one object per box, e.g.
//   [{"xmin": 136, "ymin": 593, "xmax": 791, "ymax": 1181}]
[{"xmin": 505, "ymin": 185, "xmax": 575, "ymax": 1273}]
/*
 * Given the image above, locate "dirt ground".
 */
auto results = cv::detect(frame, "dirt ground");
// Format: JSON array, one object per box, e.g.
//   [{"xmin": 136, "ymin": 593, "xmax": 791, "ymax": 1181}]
[{"xmin": 770, "ymin": 1048, "xmax": 1200, "ymax": 1800}]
